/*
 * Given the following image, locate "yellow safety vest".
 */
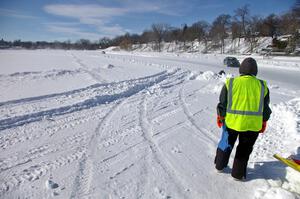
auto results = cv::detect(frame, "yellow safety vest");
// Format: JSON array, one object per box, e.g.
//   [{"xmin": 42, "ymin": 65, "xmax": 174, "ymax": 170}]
[{"xmin": 225, "ymin": 75, "xmax": 268, "ymax": 132}]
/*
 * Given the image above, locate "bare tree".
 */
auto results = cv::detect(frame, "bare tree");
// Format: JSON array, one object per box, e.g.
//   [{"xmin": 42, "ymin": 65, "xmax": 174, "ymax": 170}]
[
  {"xmin": 210, "ymin": 14, "xmax": 231, "ymax": 53},
  {"xmin": 140, "ymin": 30, "xmax": 155, "ymax": 43},
  {"xmin": 288, "ymin": 0, "xmax": 300, "ymax": 52},
  {"xmin": 261, "ymin": 14, "xmax": 279, "ymax": 38},
  {"xmin": 231, "ymin": 20, "xmax": 242, "ymax": 41},
  {"xmin": 246, "ymin": 16, "xmax": 263, "ymax": 53},
  {"xmin": 164, "ymin": 27, "xmax": 181, "ymax": 42},
  {"xmin": 179, "ymin": 24, "xmax": 189, "ymax": 49},
  {"xmin": 152, "ymin": 23, "xmax": 169, "ymax": 51},
  {"xmin": 99, "ymin": 37, "xmax": 112, "ymax": 49},
  {"xmin": 278, "ymin": 13, "xmax": 297, "ymax": 35},
  {"xmin": 292, "ymin": 0, "xmax": 300, "ymax": 18},
  {"xmin": 118, "ymin": 33, "xmax": 132, "ymax": 50},
  {"xmin": 191, "ymin": 21, "xmax": 210, "ymax": 52},
  {"xmin": 291, "ymin": 0, "xmax": 300, "ymax": 32},
  {"xmin": 234, "ymin": 4, "xmax": 250, "ymax": 37}
]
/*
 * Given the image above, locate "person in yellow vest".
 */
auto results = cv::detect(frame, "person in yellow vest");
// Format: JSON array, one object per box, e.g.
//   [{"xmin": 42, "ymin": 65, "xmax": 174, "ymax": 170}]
[{"xmin": 214, "ymin": 57, "xmax": 272, "ymax": 180}]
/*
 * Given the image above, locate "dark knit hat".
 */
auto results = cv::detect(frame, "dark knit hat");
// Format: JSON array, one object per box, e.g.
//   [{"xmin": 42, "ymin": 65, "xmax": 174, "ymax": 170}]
[{"xmin": 239, "ymin": 57, "xmax": 258, "ymax": 76}]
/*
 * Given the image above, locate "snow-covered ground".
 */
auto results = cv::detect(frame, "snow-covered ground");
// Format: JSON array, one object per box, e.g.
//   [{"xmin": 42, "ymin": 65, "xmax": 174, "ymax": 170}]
[{"xmin": 0, "ymin": 49, "xmax": 299, "ymax": 199}]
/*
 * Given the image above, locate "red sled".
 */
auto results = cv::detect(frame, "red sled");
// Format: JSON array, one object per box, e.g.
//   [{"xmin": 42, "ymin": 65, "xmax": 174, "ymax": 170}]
[{"xmin": 291, "ymin": 158, "xmax": 300, "ymax": 165}]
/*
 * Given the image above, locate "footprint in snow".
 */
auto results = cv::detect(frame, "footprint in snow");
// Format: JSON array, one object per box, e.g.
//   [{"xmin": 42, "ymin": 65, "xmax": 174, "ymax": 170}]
[
  {"xmin": 171, "ymin": 146, "xmax": 182, "ymax": 154},
  {"xmin": 155, "ymin": 187, "xmax": 172, "ymax": 199},
  {"xmin": 45, "ymin": 179, "xmax": 59, "ymax": 189}
]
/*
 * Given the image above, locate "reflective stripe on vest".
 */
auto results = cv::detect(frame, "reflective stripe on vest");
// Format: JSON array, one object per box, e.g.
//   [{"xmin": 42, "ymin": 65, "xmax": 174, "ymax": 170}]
[{"xmin": 227, "ymin": 78, "xmax": 265, "ymax": 116}]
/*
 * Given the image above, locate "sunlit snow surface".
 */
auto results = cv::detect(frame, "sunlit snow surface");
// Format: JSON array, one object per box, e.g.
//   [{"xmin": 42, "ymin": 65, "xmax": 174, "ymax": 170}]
[{"xmin": 0, "ymin": 49, "xmax": 299, "ymax": 199}]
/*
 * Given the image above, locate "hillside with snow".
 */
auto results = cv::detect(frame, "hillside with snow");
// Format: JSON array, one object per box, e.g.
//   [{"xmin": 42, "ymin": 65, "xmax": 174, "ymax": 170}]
[
  {"xmin": 123, "ymin": 37, "xmax": 274, "ymax": 55},
  {"xmin": 0, "ymin": 49, "xmax": 299, "ymax": 199}
]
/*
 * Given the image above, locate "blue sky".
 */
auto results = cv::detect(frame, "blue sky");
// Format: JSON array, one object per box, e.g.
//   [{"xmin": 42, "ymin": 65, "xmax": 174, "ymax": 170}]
[{"xmin": 0, "ymin": 0, "xmax": 295, "ymax": 42}]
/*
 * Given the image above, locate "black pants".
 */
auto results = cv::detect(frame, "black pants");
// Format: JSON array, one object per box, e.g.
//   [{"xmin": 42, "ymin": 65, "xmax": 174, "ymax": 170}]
[{"xmin": 214, "ymin": 127, "xmax": 259, "ymax": 179}]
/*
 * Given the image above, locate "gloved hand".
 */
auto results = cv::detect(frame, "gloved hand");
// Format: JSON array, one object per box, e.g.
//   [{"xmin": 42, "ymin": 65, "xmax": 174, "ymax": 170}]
[
  {"xmin": 260, "ymin": 121, "xmax": 267, "ymax": 133},
  {"xmin": 217, "ymin": 115, "xmax": 225, "ymax": 128}
]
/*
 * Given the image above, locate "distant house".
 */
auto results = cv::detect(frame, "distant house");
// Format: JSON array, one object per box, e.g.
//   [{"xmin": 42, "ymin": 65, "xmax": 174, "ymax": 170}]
[{"xmin": 278, "ymin": 34, "xmax": 293, "ymax": 42}]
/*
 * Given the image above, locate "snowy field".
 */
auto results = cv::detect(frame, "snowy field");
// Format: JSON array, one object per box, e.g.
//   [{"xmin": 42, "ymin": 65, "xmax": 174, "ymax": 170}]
[{"xmin": 0, "ymin": 49, "xmax": 299, "ymax": 199}]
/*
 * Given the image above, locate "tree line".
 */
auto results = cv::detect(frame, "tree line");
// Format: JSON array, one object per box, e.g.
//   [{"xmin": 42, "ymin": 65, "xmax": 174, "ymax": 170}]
[{"xmin": 1, "ymin": 1, "xmax": 299, "ymax": 53}]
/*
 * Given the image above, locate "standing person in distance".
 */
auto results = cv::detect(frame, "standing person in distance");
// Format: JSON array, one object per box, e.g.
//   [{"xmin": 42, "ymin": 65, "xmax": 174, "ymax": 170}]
[{"xmin": 214, "ymin": 57, "xmax": 272, "ymax": 180}]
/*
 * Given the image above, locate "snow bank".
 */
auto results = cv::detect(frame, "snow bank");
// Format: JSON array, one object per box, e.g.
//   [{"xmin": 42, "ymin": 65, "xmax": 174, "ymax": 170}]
[
  {"xmin": 196, "ymin": 71, "xmax": 215, "ymax": 80},
  {"xmin": 251, "ymin": 98, "xmax": 300, "ymax": 198},
  {"xmin": 268, "ymin": 98, "xmax": 300, "ymax": 157}
]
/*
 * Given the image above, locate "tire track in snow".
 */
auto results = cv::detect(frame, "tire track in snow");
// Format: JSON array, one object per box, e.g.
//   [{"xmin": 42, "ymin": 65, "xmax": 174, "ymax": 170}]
[
  {"xmin": 0, "ymin": 82, "xmax": 106, "ymax": 122},
  {"xmin": 139, "ymin": 94, "xmax": 189, "ymax": 198},
  {"xmin": 69, "ymin": 100, "xmax": 124, "ymax": 199},
  {"xmin": 0, "ymin": 70, "xmax": 171, "ymax": 131},
  {"xmin": 70, "ymin": 52, "xmax": 106, "ymax": 83},
  {"xmin": 69, "ymin": 69, "xmax": 176, "ymax": 198},
  {"xmin": 136, "ymin": 96, "xmax": 152, "ymax": 199},
  {"xmin": 1, "ymin": 71, "xmax": 169, "ymax": 150},
  {"xmin": 87, "ymin": 70, "xmax": 190, "ymax": 198},
  {"xmin": 135, "ymin": 148, "xmax": 151, "ymax": 199},
  {"xmin": 179, "ymin": 82, "xmax": 218, "ymax": 144},
  {"xmin": 0, "ymin": 68, "xmax": 168, "ymax": 110},
  {"xmin": 102, "ymin": 53, "xmax": 169, "ymax": 71},
  {"xmin": 69, "ymin": 80, "xmax": 159, "ymax": 198}
]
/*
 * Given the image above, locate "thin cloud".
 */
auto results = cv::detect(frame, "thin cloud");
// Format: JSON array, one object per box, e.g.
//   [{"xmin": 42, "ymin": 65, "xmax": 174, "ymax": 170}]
[
  {"xmin": 43, "ymin": 2, "xmax": 184, "ymax": 38},
  {"xmin": 47, "ymin": 24, "xmax": 103, "ymax": 40},
  {"xmin": 196, "ymin": 4, "xmax": 224, "ymax": 9},
  {"xmin": 44, "ymin": 4, "xmax": 129, "ymax": 37},
  {"xmin": 43, "ymin": 4, "xmax": 136, "ymax": 39},
  {"xmin": 44, "ymin": 22, "xmax": 81, "ymax": 27},
  {"xmin": 0, "ymin": 8, "xmax": 37, "ymax": 19},
  {"xmin": 97, "ymin": 24, "xmax": 127, "ymax": 36},
  {"xmin": 122, "ymin": 1, "xmax": 182, "ymax": 16},
  {"xmin": 46, "ymin": 22, "xmax": 125, "ymax": 39},
  {"xmin": 44, "ymin": 4, "xmax": 127, "ymax": 20},
  {"xmin": 117, "ymin": 0, "xmax": 184, "ymax": 16},
  {"xmin": 44, "ymin": 3, "xmax": 180, "ymax": 24}
]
